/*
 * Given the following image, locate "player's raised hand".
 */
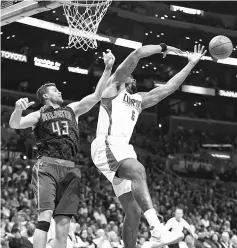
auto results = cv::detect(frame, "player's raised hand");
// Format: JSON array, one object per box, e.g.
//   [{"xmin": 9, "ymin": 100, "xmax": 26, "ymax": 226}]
[
  {"xmin": 163, "ymin": 45, "xmax": 184, "ymax": 58},
  {"xmin": 187, "ymin": 44, "xmax": 207, "ymax": 65},
  {"xmin": 103, "ymin": 49, "xmax": 115, "ymax": 69},
  {"xmin": 15, "ymin": 98, "xmax": 35, "ymax": 111}
]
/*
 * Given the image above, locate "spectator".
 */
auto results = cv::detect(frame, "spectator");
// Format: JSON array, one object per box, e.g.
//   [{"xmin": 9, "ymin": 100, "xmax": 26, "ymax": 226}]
[
  {"xmin": 230, "ymin": 236, "xmax": 237, "ymax": 248},
  {"xmin": 201, "ymin": 214, "xmax": 210, "ymax": 228},
  {"xmin": 9, "ymin": 223, "xmax": 33, "ymax": 248},
  {"xmin": 220, "ymin": 232, "xmax": 230, "ymax": 248}
]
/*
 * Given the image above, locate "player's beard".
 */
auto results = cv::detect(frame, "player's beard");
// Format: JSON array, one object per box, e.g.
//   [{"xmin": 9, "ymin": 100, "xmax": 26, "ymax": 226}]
[
  {"xmin": 125, "ymin": 83, "xmax": 137, "ymax": 94},
  {"xmin": 53, "ymin": 98, "xmax": 63, "ymax": 106}
]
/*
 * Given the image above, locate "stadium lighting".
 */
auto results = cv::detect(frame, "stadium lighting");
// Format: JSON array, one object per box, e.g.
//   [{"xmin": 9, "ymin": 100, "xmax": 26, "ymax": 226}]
[
  {"xmin": 211, "ymin": 154, "xmax": 230, "ymax": 159},
  {"xmin": 170, "ymin": 5, "xmax": 204, "ymax": 15},
  {"xmin": 16, "ymin": 17, "xmax": 237, "ymax": 67},
  {"xmin": 68, "ymin": 66, "xmax": 89, "ymax": 75},
  {"xmin": 1, "ymin": 50, "xmax": 27, "ymax": 62},
  {"xmin": 219, "ymin": 90, "xmax": 237, "ymax": 98},
  {"xmin": 182, "ymin": 85, "xmax": 215, "ymax": 96},
  {"xmin": 34, "ymin": 57, "xmax": 61, "ymax": 70}
]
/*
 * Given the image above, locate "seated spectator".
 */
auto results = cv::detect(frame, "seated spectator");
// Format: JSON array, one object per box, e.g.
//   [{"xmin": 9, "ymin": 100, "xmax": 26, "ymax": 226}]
[
  {"xmin": 220, "ymin": 232, "xmax": 230, "ymax": 248},
  {"xmin": 9, "ymin": 223, "xmax": 33, "ymax": 248}
]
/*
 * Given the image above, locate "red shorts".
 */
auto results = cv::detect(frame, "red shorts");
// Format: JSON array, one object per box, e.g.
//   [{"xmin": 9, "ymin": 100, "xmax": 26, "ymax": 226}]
[{"xmin": 31, "ymin": 156, "xmax": 81, "ymax": 217}]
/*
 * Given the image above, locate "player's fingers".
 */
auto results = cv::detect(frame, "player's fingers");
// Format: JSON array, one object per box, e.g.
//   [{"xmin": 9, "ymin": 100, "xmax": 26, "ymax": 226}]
[
  {"xmin": 198, "ymin": 44, "xmax": 201, "ymax": 53},
  {"xmin": 106, "ymin": 49, "xmax": 111, "ymax": 53},
  {"xmin": 28, "ymin": 101, "xmax": 35, "ymax": 107},
  {"xmin": 194, "ymin": 45, "xmax": 197, "ymax": 53},
  {"xmin": 18, "ymin": 101, "xmax": 25, "ymax": 110},
  {"xmin": 22, "ymin": 98, "xmax": 29, "ymax": 107},
  {"xmin": 102, "ymin": 52, "xmax": 105, "ymax": 57},
  {"xmin": 22, "ymin": 98, "xmax": 29, "ymax": 105},
  {"xmin": 200, "ymin": 45, "xmax": 204, "ymax": 54},
  {"xmin": 20, "ymin": 100, "xmax": 28, "ymax": 109},
  {"xmin": 21, "ymin": 99, "xmax": 28, "ymax": 109},
  {"xmin": 201, "ymin": 50, "xmax": 207, "ymax": 58}
]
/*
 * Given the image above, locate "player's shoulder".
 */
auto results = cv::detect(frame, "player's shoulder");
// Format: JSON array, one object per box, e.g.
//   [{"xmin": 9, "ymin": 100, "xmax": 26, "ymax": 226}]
[
  {"xmin": 167, "ymin": 217, "xmax": 175, "ymax": 223},
  {"xmin": 137, "ymin": 92, "xmax": 147, "ymax": 97},
  {"xmin": 181, "ymin": 218, "xmax": 188, "ymax": 224},
  {"xmin": 137, "ymin": 92, "xmax": 147, "ymax": 101}
]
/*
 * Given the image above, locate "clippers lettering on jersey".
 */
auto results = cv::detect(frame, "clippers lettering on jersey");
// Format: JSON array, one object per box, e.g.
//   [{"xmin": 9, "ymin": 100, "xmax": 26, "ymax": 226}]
[
  {"xmin": 41, "ymin": 110, "xmax": 73, "ymax": 122},
  {"xmin": 123, "ymin": 93, "xmax": 141, "ymax": 111}
]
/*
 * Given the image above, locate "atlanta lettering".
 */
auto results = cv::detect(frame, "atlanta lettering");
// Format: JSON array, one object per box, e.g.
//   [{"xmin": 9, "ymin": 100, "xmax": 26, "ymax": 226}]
[
  {"xmin": 42, "ymin": 110, "xmax": 73, "ymax": 122},
  {"xmin": 123, "ymin": 93, "xmax": 142, "ymax": 110}
]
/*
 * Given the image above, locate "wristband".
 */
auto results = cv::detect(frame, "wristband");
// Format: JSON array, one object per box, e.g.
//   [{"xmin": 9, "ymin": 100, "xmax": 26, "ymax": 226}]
[{"xmin": 159, "ymin": 43, "xmax": 167, "ymax": 52}]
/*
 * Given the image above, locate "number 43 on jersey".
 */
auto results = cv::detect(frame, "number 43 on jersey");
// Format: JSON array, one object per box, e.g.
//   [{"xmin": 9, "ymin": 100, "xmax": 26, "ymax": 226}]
[{"xmin": 51, "ymin": 121, "xmax": 69, "ymax": 136}]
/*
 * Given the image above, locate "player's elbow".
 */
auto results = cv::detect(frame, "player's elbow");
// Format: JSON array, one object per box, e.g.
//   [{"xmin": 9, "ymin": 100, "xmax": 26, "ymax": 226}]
[
  {"xmin": 9, "ymin": 121, "xmax": 18, "ymax": 129},
  {"xmin": 133, "ymin": 48, "xmax": 143, "ymax": 59}
]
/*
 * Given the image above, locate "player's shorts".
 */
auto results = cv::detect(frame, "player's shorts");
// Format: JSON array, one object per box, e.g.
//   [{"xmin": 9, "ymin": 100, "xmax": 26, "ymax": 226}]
[
  {"xmin": 91, "ymin": 136, "xmax": 137, "ymax": 197},
  {"xmin": 31, "ymin": 156, "xmax": 81, "ymax": 217}
]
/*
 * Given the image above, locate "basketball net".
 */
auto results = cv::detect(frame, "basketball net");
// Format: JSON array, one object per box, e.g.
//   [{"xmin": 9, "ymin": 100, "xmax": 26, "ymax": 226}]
[{"xmin": 63, "ymin": 0, "xmax": 112, "ymax": 51}]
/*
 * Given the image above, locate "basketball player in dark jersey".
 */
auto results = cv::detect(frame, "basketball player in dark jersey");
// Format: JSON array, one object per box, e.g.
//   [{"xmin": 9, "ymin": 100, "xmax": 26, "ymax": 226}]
[{"xmin": 9, "ymin": 50, "xmax": 115, "ymax": 248}]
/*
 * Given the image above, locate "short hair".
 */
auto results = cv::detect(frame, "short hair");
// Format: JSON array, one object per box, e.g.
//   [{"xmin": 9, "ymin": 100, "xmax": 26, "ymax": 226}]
[
  {"xmin": 11, "ymin": 223, "xmax": 21, "ymax": 234},
  {"xmin": 175, "ymin": 207, "xmax": 183, "ymax": 212},
  {"xmin": 36, "ymin": 82, "xmax": 56, "ymax": 104}
]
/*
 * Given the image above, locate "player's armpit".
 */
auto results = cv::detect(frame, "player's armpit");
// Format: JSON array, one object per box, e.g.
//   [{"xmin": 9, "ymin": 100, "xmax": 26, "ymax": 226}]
[
  {"xmin": 68, "ymin": 93, "xmax": 100, "ymax": 118},
  {"xmin": 113, "ymin": 45, "xmax": 163, "ymax": 84},
  {"xmin": 139, "ymin": 85, "xmax": 173, "ymax": 109},
  {"xmin": 9, "ymin": 110, "xmax": 40, "ymax": 129}
]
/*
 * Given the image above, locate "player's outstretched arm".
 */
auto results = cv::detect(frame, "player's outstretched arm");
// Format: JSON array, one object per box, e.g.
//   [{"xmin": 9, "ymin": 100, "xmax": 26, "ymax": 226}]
[
  {"xmin": 140, "ymin": 44, "xmax": 206, "ymax": 109},
  {"xmin": 111, "ymin": 44, "xmax": 183, "ymax": 84},
  {"xmin": 9, "ymin": 98, "xmax": 39, "ymax": 129},
  {"xmin": 68, "ymin": 50, "xmax": 115, "ymax": 118}
]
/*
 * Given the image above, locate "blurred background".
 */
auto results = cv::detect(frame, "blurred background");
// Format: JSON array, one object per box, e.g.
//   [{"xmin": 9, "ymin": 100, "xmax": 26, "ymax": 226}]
[{"xmin": 1, "ymin": 1, "xmax": 237, "ymax": 248}]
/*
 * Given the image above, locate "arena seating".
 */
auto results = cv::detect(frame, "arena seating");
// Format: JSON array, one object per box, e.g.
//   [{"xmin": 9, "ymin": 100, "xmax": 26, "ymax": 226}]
[{"xmin": 1, "ymin": 103, "xmax": 237, "ymax": 248}]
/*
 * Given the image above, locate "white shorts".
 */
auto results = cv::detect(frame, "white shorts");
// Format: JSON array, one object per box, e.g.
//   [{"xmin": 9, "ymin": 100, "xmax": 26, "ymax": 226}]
[{"xmin": 91, "ymin": 137, "xmax": 137, "ymax": 197}]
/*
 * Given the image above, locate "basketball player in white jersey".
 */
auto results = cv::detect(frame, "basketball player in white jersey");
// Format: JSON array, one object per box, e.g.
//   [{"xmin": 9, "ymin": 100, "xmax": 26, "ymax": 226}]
[{"xmin": 91, "ymin": 43, "xmax": 206, "ymax": 248}]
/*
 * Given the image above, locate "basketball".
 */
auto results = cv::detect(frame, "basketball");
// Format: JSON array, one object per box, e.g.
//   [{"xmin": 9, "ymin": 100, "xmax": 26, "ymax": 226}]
[{"xmin": 209, "ymin": 35, "xmax": 233, "ymax": 60}]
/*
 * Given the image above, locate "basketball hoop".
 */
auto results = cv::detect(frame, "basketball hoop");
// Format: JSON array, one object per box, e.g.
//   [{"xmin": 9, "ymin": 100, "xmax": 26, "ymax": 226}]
[{"xmin": 63, "ymin": 0, "xmax": 112, "ymax": 51}]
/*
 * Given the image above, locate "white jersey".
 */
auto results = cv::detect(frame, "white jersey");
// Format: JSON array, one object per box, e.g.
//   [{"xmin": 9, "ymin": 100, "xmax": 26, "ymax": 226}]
[
  {"xmin": 165, "ymin": 217, "xmax": 190, "ymax": 233},
  {"xmin": 96, "ymin": 89, "xmax": 142, "ymax": 143}
]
